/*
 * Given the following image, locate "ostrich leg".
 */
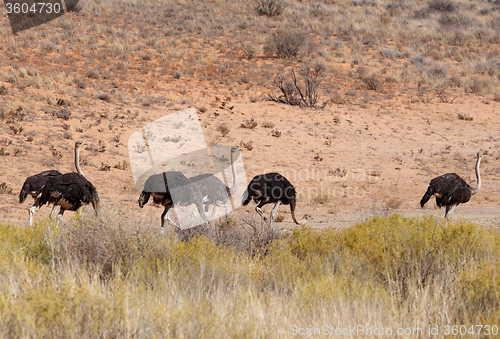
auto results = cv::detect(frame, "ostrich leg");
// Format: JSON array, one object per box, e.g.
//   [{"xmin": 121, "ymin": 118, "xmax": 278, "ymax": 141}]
[
  {"xmin": 255, "ymin": 201, "xmax": 272, "ymax": 226},
  {"xmin": 269, "ymin": 201, "xmax": 281, "ymax": 226},
  {"xmin": 445, "ymin": 204, "xmax": 458, "ymax": 220},
  {"xmin": 29, "ymin": 206, "xmax": 36, "ymax": 227}
]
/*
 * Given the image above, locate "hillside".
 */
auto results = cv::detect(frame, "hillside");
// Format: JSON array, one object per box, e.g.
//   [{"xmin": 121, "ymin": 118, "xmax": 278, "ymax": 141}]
[{"xmin": 0, "ymin": 0, "xmax": 499, "ymax": 228}]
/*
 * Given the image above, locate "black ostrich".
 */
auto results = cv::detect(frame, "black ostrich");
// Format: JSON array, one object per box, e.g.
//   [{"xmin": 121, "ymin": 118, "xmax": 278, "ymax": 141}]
[
  {"xmin": 188, "ymin": 146, "xmax": 240, "ymax": 218},
  {"xmin": 242, "ymin": 172, "xmax": 306, "ymax": 226},
  {"xmin": 38, "ymin": 141, "xmax": 99, "ymax": 223},
  {"xmin": 19, "ymin": 169, "xmax": 62, "ymax": 226},
  {"xmin": 138, "ymin": 171, "xmax": 210, "ymax": 229},
  {"xmin": 420, "ymin": 151, "xmax": 483, "ymax": 219}
]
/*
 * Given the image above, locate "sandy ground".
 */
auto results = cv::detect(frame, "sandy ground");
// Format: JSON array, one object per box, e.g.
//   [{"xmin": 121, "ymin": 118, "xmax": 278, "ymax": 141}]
[{"xmin": 1, "ymin": 92, "xmax": 499, "ymax": 231}]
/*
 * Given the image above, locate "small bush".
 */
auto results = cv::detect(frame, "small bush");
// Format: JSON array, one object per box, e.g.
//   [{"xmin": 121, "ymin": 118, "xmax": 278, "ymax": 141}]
[
  {"xmin": 263, "ymin": 30, "xmax": 307, "ymax": 59},
  {"xmin": 86, "ymin": 69, "xmax": 100, "ymax": 79},
  {"xmin": 0, "ymin": 182, "xmax": 14, "ymax": 195},
  {"xmin": 242, "ymin": 44, "xmax": 257, "ymax": 60},
  {"xmin": 217, "ymin": 124, "xmax": 230, "ymax": 136},
  {"xmin": 97, "ymin": 93, "xmax": 111, "ymax": 102},
  {"xmin": 312, "ymin": 194, "xmax": 330, "ymax": 205},
  {"xmin": 429, "ymin": 0, "xmax": 457, "ymax": 13},
  {"xmin": 268, "ymin": 62, "xmax": 327, "ymax": 107},
  {"xmin": 361, "ymin": 74, "xmax": 381, "ymax": 91},
  {"xmin": 241, "ymin": 119, "xmax": 258, "ymax": 129},
  {"xmin": 254, "ymin": 0, "xmax": 287, "ymax": 16}
]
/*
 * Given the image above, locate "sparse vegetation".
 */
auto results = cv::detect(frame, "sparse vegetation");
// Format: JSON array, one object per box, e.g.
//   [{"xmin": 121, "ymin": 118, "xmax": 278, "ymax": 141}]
[
  {"xmin": 269, "ymin": 62, "xmax": 328, "ymax": 107},
  {"xmin": 240, "ymin": 119, "xmax": 258, "ymax": 129},
  {"xmin": 217, "ymin": 123, "xmax": 230, "ymax": 137},
  {"xmin": 263, "ymin": 30, "xmax": 307, "ymax": 59},
  {"xmin": 240, "ymin": 140, "xmax": 253, "ymax": 151},
  {"xmin": 0, "ymin": 182, "xmax": 14, "ymax": 195},
  {"xmin": 262, "ymin": 121, "xmax": 275, "ymax": 128},
  {"xmin": 0, "ymin": 214, "xmax": 498, "ymax": 337},
  {"xmin": 254, "ymin": 0, "xmax": 287, "ymax": 17}
]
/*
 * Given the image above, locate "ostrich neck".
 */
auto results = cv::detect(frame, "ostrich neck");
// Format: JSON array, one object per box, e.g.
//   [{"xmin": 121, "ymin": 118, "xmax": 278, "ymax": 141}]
[
  {"xmin": 228, "ymin": 150, "xmax": 238, "ymax": 195},
  {"xmin": 470, "ymin": 156, "xmax": 481, "ymax": 195},
  {"xmin": 75, "ymin": 145, "xmax": 85, "ymax": 177}
]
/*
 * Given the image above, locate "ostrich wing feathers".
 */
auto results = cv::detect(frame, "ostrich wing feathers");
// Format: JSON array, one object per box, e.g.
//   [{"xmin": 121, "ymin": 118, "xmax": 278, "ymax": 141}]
[{"xmin": 19, "ymin": 170, "xmax": 62, "ymax": 203}]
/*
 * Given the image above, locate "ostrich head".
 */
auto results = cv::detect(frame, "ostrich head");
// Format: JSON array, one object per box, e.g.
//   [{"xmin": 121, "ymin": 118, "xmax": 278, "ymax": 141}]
[
  {"xmin": 138, "ymin": 192, "xmax": 149, "ymax": 208},
  {"xmin": 477, "ymin": 150, "xmax": 484, "ymax": 159}
]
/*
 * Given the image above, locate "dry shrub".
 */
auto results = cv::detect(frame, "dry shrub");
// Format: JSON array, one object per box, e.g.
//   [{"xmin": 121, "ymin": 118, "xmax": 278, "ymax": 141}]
[
  {"xmin": 263, "ymin": 30, "xmax": 307, "ymax": 58},
  {"xmin": 241, "ymin": 44, "xmax": 257, "ymax": 60},
  {"xmin": 254, "ymin": 0, "xmax": 287, "ymax": 16},
  {"xmin": 466, "ymin": 77, "xmax": 491, "ymax": 94},
  {"xmin": 240, "ymin": 140, "xmax": 253, "ymax": 150},
  {"xmin": 428, "ymin": 0, "xmax": 457, "ymax": 13},
  {"xmin": 330, "ymin": 91, "xmax": 347, "ymax": 104},
  {"xmin": 312, "ymin": 194, "xmax": 330, "ymax": 205},
  {"xmin": 240, "ymin": 119, "xmax": 258, "ymax": 129},
  {"xmin": 217, "ymin": 123, "xmax": 230, "ymax": 136},
  {"xmin": 361, "ymin": 74, "xmax": 381, "ymax": 91},
  {"xmin": 50, "ymin": 212, "xmax": 169, "ymax": 280},
  {"xmin": 172, "ymin": 217, "xmax": 283, "ymax": 257},
  {"xmin": 458, "ymin": 113, "xmax": 473, "ymax": 121},
  {"xmin": 0, "ymin": 182, "xmax": 14, "ymax": 195},
  {"xmin": 113, "ymin": 160, "xmax": 129, "ymax": 170},
  {"xmin": 269, "ymin": 62, "xmax": 327, "ymax": 107},
  {"xmin": 0, "ymin": 106, "xmax": 25, "ymax": 123}
]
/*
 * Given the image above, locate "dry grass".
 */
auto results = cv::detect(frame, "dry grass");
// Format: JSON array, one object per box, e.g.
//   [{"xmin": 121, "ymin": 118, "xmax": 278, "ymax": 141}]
[{"xmin": 0, "ymin": 212, "xmax": 498, "ymax": 337}]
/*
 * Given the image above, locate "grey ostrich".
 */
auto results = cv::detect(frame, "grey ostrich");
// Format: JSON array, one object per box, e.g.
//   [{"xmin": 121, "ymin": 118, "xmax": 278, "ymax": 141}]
[
  {"xmin": 138, "ymin": 171, "xmax": 210, "ymax": 229},
  {"xmin": 420, "ymin": 150, "xmax": 483, "ymax": 219},
  {"xmin": 19, "ymin": 170, "xmax": 62, "ymax": 226},
  {"xmin": 38, "ymin": 141, "xmax": 99, "ymax": 223},
  {"xmin": 242, "ymin": 172, "xmax": 306, "ymax": 226},
  {"xmin": 188, "ymin": 146, "xmax": 240, "ymax": 218}
]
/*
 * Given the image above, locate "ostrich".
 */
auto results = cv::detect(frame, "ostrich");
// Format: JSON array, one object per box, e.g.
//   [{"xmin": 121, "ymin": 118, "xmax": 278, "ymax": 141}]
[
  {"xmin": 19, "ymin": 169, "xmax": 62, "ymax": 226},
  {"xmin": 242, "ymin": 172, "xmax": 306, "ymax": 226},
  {"xmin": 38, "ymin": 141, "xmax": 99, "ymax": 223},
  {"xmin": 138, "ymin": 171, "xmax": 210, "ymax": 229},
  {"xmin": 188, "ymin": 146, "xmax": 240, "ymax": 218},
  {"xmin": 420, "ymin": 150, "xmax": 483, "ymax": 219}
]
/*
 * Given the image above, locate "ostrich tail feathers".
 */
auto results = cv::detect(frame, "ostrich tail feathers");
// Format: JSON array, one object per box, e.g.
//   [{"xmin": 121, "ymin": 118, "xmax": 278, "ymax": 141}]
[{"xmin": 420, "ymin": 187, "xmax": 434, "ymax": 208}]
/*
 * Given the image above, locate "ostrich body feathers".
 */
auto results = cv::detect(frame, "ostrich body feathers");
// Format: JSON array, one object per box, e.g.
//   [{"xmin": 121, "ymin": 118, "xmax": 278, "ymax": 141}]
[
  {"xmin": 39, "ymin": 172, "xmax": 99, "ymax": 211},
  {"xmin": 420, "ymin": 173, "xmax": 472, "ymax": 208},
  {"xmin": 19, "ymin": 170, "xmax": 62, "ymax": 203}
]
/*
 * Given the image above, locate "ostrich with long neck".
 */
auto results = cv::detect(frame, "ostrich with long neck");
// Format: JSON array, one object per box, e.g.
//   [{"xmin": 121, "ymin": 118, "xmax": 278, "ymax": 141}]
[
  {"xmin": 189, "ymin": 146, "xmax": 240, "ymax": 218},
  {"xmin": 420, "ymin": 150, "xmax": 483, "ymax": 219},
  {"xmin": 38, "ymin": 141, "xmax": 100, "ymax": 223},
  {"xmin": 138, "ymin": 171, "xmax": 210, "ymax": 229}
]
